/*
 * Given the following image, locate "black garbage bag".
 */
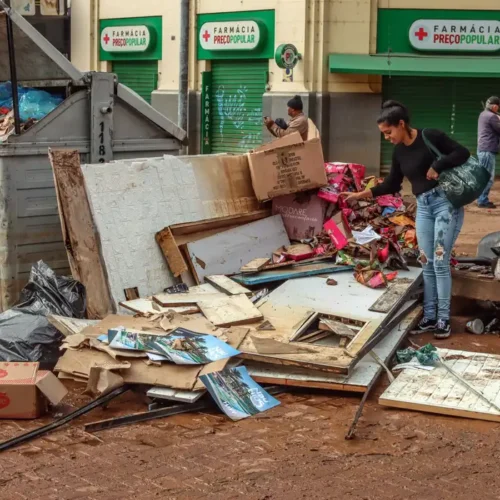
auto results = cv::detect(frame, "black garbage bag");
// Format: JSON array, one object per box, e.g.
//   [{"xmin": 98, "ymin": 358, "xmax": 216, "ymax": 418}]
[{"xmin": 0, "ymin": 261, "xmax": 86, "ymax": 369}]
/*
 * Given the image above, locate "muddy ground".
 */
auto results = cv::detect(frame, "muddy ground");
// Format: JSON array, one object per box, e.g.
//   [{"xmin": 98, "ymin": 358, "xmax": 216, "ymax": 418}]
[{"xmin": 1, "ymin": 187, "xmax": 500, "ymax": 500}]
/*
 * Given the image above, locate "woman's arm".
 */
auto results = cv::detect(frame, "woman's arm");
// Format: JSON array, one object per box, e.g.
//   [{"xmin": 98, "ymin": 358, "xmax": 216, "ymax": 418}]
[
  {"xmin": 425, "ymin": 129, "xmax": 470, "ymax": 174},
  {"xmin": 370, "ymin": 154, "xmax": 404, "ymax": 197}
]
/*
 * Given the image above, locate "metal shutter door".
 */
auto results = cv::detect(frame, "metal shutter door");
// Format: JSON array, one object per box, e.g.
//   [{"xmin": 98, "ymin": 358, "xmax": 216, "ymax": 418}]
[
  {"xmin": 211, "ymin": 60, "xmax": 267, "ymax": 153},
  {"xmin": 112, "ymin": 61, "xmax": 158, "ymax": 104},
  {"xmin": 453, "ymin": 78, "xmax": 499, "ymax": 159},
  {"xmin": 380, "ymin": 76, "xmax": 453, "ymax": 174}
]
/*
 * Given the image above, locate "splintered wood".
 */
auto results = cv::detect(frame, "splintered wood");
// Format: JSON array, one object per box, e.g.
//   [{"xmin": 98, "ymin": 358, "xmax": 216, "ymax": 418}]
[{"xmin": 380, "ymin": 349, "xmax": 500, "ymax": 422}]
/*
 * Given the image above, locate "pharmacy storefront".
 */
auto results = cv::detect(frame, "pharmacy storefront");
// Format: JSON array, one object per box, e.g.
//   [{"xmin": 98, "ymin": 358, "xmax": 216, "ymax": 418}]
[
  {"xmin": 198, "ymin": 10, "xmax": 275, "ymax": 154},
  {"xmin": 329, "ymin": 9, "xmax": 500, "ymax": 173},
  {"xmin": 100, "ymin": 17, "xmax": 162, "ymax": 104}
]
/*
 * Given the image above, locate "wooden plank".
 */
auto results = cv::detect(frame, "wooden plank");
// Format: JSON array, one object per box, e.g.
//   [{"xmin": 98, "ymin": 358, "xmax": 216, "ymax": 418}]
[
  {"xmin": 197, "ymin": 294, "xmax": 263, "ymax": 327},
  {"xmin": 205, "ymin": 275, "xmax": 251, "ymax": 296},
  {"xmin": 369, "ymin": 279, "xmax": 415, "ymax": 313},
  {"xmin": 380, "ymin": 348, "xmax": 500, "ymax": 423},
  {"xmin": 49, "ymin": 149, "xmax": 113, "ymax": 319},
  {"xmin": 232, "ymin": 264, "xmax": 353, "ymax": 286},
  {"xmin": 119, "ymin": 298, "xmax": 199, "ymax": 316},
  {"xmin": 319, "ymin": 319, "xmax": 356, "ymax": 338},
  {"xmin": 241, "ymin": 258, "xmax": 270, "ymax": 273},
  {"xmin": 47, "ymin": 316, "xmax": 101, "ymax": 337},
  {"xmin": 452, "ymin": 269, "xmax": 500, "ymax": 302},
  {"xmin": 155, "ymin": 210, "xmax": 271, "ymax": 277},
  {"xmin": 153, "ymin": 283, "xmax": 223, "ymax": 307},
  {"xmin": 185, "ymin": 215, "xmax": 290, "ymax": 283}
]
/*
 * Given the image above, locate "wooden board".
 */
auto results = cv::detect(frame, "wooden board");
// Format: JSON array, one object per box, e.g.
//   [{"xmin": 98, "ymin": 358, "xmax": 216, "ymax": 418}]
[
  {"xmin": 186, "ymin": 215, "xmax": 290, "ymax": 282},
  {"xmin": 246, "ymin": 306, "xmax": 422, "ymax": 392},
  {"xmin": 47, "ymin": 316, "xmax": 101, "ymax": 337},
  {"xmin": 156, "ymin": 210, "xmax": 271, "ymax": 277},
  {"xmin": 153, "ymin": 283, "xmax": 223, "ymax": 307},
  {"xmin": 241, "ymin": 258, "xmax": 270, "ymax": 273},
  {"xmin": 49, "ymin": 149, "xmax": 113, "ymax": 319},
  {"xmin": 380, "ymin": 348, "xmax": 500, "ymax": 423},
  {"xmin": 319, "ymin": 319, "xmax": 356, "ymax": 338},
  {"xmin": 205, "ymin": 275, "xmax": 251, "ymax": 296},
  {"xmin": 369, "ymin": 279, "xmax": 416, "ymax": 313},
  {"xmin": 119, "ymin": 298, "xmax": 199, "ymax": 315},
  {"xmin": 147, "ymin": 387, "xmax": 205, "ymax": 403},
  {"xmin": 197, "ymin": 294, "xmax": 263, "ymax": 327},
  {"xmin": 232, "ymin": 264, "xmax": 353, "ymax": 286}
]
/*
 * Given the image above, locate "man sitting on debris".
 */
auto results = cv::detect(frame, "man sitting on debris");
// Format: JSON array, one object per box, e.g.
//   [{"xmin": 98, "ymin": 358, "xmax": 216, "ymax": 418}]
[{"xmin": 264, "ymin": 95, "xmax": 309, "ymax": 141}]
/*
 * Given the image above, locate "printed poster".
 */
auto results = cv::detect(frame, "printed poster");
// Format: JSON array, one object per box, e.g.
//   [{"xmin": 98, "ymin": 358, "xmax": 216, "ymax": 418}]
[
  {"xmin": 200, "ymin": 366, "xmax": 280, "ymax": 421},
  {"xmin": 107, "ymin": 327, "xmax": 240, "ymax": 365},
  {"xmin": 12, "ymin": 0, "xmax": 35, "ymax": 15}
]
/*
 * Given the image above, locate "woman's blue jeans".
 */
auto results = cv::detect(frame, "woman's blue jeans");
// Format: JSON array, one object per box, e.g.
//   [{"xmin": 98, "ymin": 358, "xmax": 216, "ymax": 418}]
[{"xmin": 416, "ymin": 188, "xmax": 464, "ymax": 321}]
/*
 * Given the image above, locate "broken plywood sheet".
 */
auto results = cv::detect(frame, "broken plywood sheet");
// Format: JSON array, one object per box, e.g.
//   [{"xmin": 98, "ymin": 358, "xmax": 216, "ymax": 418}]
[
  {"xmin": 380, "ymin": 348, "xmax": 500, "ymax": 423},
  {"xmin": 185, "ymin": 215, "xmax": 290, "ymax": 282},
  {"xmin": 198, "ymin": 295, "xmax": 263, "ymax": 327},
  {"xmin": 239, "ymin": 269, "xmax": 422, "ymax": 375},
  {"xmin": 205, "ymin": 275, "xmax": 251, "ymax": 296},
  {"xmin": 81, "ymin": 154, "xmax": 261, "ymax": 309},
  {"xmin": 369, "ymin": 278, "xmax": 420, "ymax": 313},
  {"xmin": 241, "ymin": 258, "xmax": 270, "ymax": 273},
  {"xmin": 247, "ymin": 306, "xmax": 421, "ymax": 392},
  {"xmin": 119, "ymin": 298, "xmax": 199, "ymax": 316}
]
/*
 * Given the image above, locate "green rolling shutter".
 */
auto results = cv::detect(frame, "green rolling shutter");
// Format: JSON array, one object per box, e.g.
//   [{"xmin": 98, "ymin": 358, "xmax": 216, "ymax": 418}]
[
  {"xmin": 112, "ymin": 60, "xmax": 158, "ymax": 104},
  {"xmin": 381, "ymin": 76, "xmax": 453, "ymax": 174},
  {"xmin": 381, "ymin": 76, "xmax": 500, "ymax": 174},
  {"xmin": 210, "ymin": 60, "xmax": 267, "ymax": 154}
]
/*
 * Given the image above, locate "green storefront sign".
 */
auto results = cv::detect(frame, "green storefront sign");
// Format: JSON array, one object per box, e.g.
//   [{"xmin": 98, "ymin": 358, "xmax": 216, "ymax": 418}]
[
  {"xmin": 377, "ymin": 9, "xmax": 500, "ymax": 54},
  {"xmin": 100, "ymin": 16, "xmax": 162, "ymax": 61},
  {"xmin": 200, "ymin": 72, "xmax": 212, "ymax": 154},
  {"xmin": 197, "ymin": 10, "xmax": 275, "ymax": 60}
]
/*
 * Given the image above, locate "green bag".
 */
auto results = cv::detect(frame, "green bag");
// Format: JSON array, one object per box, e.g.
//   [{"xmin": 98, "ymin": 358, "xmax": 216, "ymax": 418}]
[{"xmin": 422, "ymin": 129, "xmax": 490, "ymax": 209}]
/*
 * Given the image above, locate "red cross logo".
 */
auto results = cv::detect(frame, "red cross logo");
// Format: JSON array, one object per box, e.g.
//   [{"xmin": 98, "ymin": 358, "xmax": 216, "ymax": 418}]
[
  {"xmin": 202, "ymin": 30, "xmax": 210, "ymax": 42},
  {"xmin": 415, "ymin": 27, "xmax": 428, "ymax": 41},
  {"xmin": 103, "ymin": 33, "xmax": 110, "ymax": 44}
]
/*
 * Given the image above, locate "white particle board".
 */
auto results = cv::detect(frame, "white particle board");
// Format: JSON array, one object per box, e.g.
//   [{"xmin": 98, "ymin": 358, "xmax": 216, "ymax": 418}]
[
  {"xmin": 119, "ymin": 298, "xmax": 199, "ymax": 316},
  {"xmin": 258, "ymin": 267, "xmax": 422, "ymax": 323},
  {"xmin": 246, "ymin": 305, "xmax": 421, "ymax": 392},
  {"xmin": 147, "ymin": 387, "xmax": 205, "ymax": 403},
  {"xmin": 380, "ymin": 348, "xmax": 500, "ymax": 422},
  {"xmin": 81, "ymin": 154, "xmax": 258, "ymax": 309},
  {"xmin": 185, "ymin": 215, "xmax": 290, "ymax": 282}
]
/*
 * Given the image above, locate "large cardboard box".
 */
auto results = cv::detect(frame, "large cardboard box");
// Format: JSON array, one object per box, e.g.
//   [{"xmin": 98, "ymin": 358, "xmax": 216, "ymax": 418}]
[
  {"xmin": 0, "ymin": 362, "xmax": 68, "ymax": 419},
  {"xmin": 272, "ymin": 193, "xmax": 327, "ymax": 240},
  {"xmin": 247, "ymin": 133, "xmax": 327, "ymax": 202}
]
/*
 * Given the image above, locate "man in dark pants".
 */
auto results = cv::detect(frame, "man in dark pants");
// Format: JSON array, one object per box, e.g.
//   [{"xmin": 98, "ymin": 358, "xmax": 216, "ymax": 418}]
[{"xmin": 477, "ymin": 96, "xmax": 500, "ymax": 208}]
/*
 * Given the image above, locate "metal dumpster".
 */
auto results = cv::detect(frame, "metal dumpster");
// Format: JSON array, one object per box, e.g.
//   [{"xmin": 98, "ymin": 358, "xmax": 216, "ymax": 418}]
[{"xmin": 0, "ymin": 3, "xmax": 187, "ymax": 310}]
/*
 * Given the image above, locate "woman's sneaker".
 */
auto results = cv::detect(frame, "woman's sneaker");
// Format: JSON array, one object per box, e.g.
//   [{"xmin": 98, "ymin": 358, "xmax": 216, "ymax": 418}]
[
  {"xmin": 411, "ymin": 317, "xmax": 437, "ymax": 335},
  {"xmin": 434, "ymin": 319, "xmax": 451, "ymax": 339}
]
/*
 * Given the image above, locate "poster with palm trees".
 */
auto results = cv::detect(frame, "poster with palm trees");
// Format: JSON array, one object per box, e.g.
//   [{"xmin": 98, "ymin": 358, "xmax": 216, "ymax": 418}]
[
  {"xmin": 107, "ymin": 327, "xmax": 239, "ymax": 365},
  {"xmin": 200, "ymin": 367, "xmax": 280, "ymax": 421}
]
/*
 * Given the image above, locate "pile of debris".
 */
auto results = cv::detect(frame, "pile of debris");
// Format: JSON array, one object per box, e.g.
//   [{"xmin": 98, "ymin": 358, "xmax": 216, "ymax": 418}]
[{"xmin": 3, "ymin": 129, "xmax": 499, "ymax": 452}]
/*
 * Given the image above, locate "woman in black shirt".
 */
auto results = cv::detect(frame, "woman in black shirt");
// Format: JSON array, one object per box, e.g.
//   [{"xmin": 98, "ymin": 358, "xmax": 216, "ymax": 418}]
[{"xmin": 343, "ymin": 101, "xmax": 470, "ymax": 339}]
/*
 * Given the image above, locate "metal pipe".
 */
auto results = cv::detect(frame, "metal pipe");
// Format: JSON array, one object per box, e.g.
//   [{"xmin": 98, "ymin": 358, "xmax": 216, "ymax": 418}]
[
  {"xmin": 178, "ymin": 0, "xmax": 189, "ymax": 136},
  {"xmin": 4, "ymin": 3, "xmax": 21, "ymax": 135}
]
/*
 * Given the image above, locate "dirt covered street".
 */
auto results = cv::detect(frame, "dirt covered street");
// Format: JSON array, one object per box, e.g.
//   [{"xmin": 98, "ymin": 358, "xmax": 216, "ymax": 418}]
[{"xmin": 1, "ymin": 187, "xmax": 500, "ymax": 500}]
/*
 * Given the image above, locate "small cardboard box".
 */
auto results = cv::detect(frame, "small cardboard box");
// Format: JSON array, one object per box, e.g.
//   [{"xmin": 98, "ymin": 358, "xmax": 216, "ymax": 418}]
[
  {"xmin": 0, "ymin": 362, "xmax": 68, "ymax": 419},
  {"xmin": 272, "ymin": 193, "xmax": 327, "ymax": 240},
  {"xmin": 247, "ymin": 133, "xmax": 327, "ymax": 202}
]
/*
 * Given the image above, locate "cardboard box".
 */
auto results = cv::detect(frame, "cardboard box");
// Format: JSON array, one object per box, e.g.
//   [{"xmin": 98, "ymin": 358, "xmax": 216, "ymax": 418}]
[
  {"xmin": 272, "ymin": 193, "xmax": 327, "ymax": 240},
  {"xmin": 0, "ymin": 362, "xmax": 68, "ymax": 419},
  {"xmin": 247, "ymin": 133, "xmax": 327, "ymax": 202}
]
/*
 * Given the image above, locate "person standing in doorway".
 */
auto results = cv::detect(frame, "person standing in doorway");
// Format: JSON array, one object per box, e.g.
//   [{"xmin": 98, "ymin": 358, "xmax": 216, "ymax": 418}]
[
  {"xmin": 264, "ymin": 95, "xmax": 308, "ymax": 141},
  {"xmin": 342, "ymin": 101, "xmax": 470, "ymax": 339},
  {"xmin": 477, "ymin": 96, "xmax": 500, "ymax": 209}
]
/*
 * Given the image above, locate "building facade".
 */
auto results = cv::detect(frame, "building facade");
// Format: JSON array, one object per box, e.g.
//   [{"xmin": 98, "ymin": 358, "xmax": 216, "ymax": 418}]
[{"xmin": 71, "ymin": 0, "xmax": 500, "ymax": 174}]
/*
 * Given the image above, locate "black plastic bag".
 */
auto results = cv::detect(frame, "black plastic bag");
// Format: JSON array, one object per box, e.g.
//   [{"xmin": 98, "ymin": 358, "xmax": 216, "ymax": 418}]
[
  {"xmin": 0, "ymin": 261, "xmax": 87, "ymax": 369},
  {"xmin": 15, "ymin": 260, "xmax": 86, "ymax": 317}
]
